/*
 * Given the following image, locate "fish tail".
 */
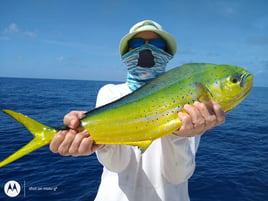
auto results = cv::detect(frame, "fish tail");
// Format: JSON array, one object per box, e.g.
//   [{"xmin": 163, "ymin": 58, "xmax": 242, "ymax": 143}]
[{"xmin": 0, "ymin": 109, "xmax": 57, "ymax": 167}]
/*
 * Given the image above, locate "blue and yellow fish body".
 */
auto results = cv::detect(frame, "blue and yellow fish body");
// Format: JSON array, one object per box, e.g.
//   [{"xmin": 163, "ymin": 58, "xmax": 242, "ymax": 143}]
[{"xmin": 0, "ymin": 63, "xmax": 253, "ymax": 167}]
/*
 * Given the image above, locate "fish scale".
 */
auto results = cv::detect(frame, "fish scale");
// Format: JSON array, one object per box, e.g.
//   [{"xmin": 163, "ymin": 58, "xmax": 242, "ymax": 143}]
[{"xmin": 0, "ymin": 63, "xmax": 253, "ymax": 167}]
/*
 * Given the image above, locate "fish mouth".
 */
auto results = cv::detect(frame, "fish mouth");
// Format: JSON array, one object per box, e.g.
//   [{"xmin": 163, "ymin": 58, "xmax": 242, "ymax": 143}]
[
  {"xmin": 241, "ymin": 72, "xmax": 254, "ymax": 97},
  {"xmin": 240, "ymin": 72, "xmax": 253, "ymax": 88}
]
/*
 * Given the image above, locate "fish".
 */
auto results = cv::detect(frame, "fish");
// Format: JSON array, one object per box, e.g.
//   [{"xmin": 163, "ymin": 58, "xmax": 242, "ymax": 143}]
[{"xmin": 0, "ymin": 63, "xmax": 253, "ymax": 167}]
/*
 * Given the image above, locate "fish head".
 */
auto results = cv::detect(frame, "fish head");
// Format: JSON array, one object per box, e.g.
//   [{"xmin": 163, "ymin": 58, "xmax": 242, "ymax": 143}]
[{"xmin": 209, "ymin": 65, "xmax": 254, "ymax": 112}]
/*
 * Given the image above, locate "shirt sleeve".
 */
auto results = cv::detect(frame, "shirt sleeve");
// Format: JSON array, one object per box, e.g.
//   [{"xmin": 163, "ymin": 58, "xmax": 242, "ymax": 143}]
[
  {"xmin": 95, "ymin": 84, "xmax": 132, "ymax": 173},
  {"xmin": 160, "ymin": 134, "xmax": 201, "ymax": 184},
  {"xmin": 95, "ymin": 84, "xmax": 119, "ymax": 108}
]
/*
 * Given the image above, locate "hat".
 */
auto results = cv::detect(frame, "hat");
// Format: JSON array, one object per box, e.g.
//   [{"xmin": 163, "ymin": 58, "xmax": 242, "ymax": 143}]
[{"xmin": 119, "ymin": 20, "xmax": 177, "ymax": 56}]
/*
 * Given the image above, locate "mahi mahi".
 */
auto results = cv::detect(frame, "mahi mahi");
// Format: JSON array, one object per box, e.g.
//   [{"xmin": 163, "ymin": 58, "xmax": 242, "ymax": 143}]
[{"xmin": 0, "ymin": 63, "xmax": 253, "ymax": 167}]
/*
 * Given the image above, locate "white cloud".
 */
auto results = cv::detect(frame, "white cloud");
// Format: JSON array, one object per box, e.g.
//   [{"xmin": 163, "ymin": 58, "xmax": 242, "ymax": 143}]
[
  {"xmin": 208, "ymin": 0, "xmax": 238, "ymax": 17},
  {"xmin": 43, "ymin": 39, "xmax": 90, "ymax": 49},
  {"xmin": 2, "ymin": 23, "xmax": 38, "ymax": 39},
  {"xmin": 56, "ymin": 56, "xmax": 65, "ymax": 63},
  {"xmin": 224, "ymin": 6, "xmax": 235, "ymax": 15},
  {"xmin": 4, "ymin": 23, "xmax": 19, "ymax": 34},
  {"xmin": 24, "ymin": 31, "xmax": 37, "ymax": 38}
]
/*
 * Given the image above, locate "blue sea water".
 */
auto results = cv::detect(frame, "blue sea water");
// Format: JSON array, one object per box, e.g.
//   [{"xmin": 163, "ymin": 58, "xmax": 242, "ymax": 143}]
[{"xmin": 0, "ymin": 77, "xmax": 267, "ymax": 201}]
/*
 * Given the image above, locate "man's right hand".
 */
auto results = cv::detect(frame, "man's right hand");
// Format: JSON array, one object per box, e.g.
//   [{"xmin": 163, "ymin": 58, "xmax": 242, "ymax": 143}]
[{"xmin": 50, "ymin": 111, "xmax": 104, "ymax": 156}]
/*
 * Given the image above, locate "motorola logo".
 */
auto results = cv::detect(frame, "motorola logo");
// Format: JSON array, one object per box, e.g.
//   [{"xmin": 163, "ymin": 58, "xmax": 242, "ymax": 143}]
[{"xmin": 4, "ymin": 180, "xmax": 21, "ymax": 197}]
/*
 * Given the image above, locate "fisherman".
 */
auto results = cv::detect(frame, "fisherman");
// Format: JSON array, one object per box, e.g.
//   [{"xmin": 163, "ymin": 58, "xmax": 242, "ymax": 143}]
[{"xmin": 50, "ymin": 20, "xmax": 226, "ymax": 201}]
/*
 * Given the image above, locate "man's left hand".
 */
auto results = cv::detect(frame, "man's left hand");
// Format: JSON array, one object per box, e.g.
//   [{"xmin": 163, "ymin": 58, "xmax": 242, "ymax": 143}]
[{"xmin": 173, "ymin": 101, "xmax": 225, "ymax": 137}]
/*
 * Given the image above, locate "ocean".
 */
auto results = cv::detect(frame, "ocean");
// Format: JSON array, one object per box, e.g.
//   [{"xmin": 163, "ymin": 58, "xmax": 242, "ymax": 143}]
[{"xmin": 0, "ymin": 77, "xmax": 267, "ymax": 201}]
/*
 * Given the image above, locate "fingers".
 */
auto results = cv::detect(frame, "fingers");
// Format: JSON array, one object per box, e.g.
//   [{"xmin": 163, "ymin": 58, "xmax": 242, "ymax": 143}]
[
  {"xmin": 63, "ymin": 111, "xmax": 87, "ymax": 129},
  {"xmin": 194, "ymin": 101, "xmax": 225, "ymax": 128},
  {"xmin": 57, "ymin": 130, "xmax": 77, "ymax": 156},
  {"xmin": 194, "ymin": 101, "xmax": 216, "ymax": 130},
  {"xmin": 174, "ymin": 101, "xmax": 225, "ymax": 137},
  {"xmin": 50, "ymin": 130, "xmax": 102, "ymax": 156},
  {"xmin": 68, "ymin": 130, "xmax": 89, "ymax": 156},
  {"xmin": 175, "ymin": 112, "xmax": 195, "ymax": 137},
  {"xmin": 211, "ymin": 101, "xmax": 226, "ymax": 125},
  {"xmin": 50, "ymin": 130, "xmax": 67, "ymax": 153},
  {"xmin": 185, "ymin": 104, "xmax": 206, "ymax": 131},
  {"xmin": 50, "ymin": 110, "xmax": 103, "ymax": 156},
  {"xmin": 175, "ymin": 105, "xmax": 205, "ymax": 137},
  {"xmin": 50, "ymin": 130, "xmax": 76, "ymax": 156},
  {"xmin": 78, "ymin": 138, "xmax": 104, "ymax": 155}
]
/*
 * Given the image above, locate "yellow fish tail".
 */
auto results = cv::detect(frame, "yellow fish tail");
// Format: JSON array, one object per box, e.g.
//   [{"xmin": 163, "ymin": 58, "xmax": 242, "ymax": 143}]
[{"xmin": 0, "ymin": 109, "xmax": 57, "ymax": 167}]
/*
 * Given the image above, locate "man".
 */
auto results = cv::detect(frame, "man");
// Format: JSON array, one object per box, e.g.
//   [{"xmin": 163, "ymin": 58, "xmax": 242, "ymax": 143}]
[{"xmin": 50, "ymin": 20, "xmax": 225, "ymax": 201}]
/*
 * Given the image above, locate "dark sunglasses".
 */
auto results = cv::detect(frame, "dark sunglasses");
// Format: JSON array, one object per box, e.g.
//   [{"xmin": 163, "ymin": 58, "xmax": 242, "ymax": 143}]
[{"xmin": 128, "ymin": 38, "xmax": 167, "ymax": 49}]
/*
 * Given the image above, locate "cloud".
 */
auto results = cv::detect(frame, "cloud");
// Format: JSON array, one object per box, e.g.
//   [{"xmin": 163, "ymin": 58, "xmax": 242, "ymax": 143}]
[
  {"xmin": 223, "ymin": 6, "xmax": 236, "ymax": 15},
  {"xmin": 1, "ymin": 23, "xmax": 38, "ymax": 39},
  {"xmin": 4, "ymin": 23, "xmax": 19, "ymax": 34},
  {"xmin": 208, "ymin": 0, "xmax": 238, "ymax": 17},
  {"xmin": 254, "ymin": 70, "xmax": 263, "ymax": 76},
  {"xmin": 24, "ymin": 31, "xmax": 37, "ymax": 38},
  {"xmin": 43, "ymin": 39, "xmax": 90, "ymax": 49},
  {"xmin": 56, "ymin": 56, "xmax": 65, "ymax": 63}
]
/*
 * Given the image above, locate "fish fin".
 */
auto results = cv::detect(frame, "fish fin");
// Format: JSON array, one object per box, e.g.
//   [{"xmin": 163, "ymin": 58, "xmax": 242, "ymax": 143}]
[
  {"xmin": 0, "ymin": 109, "xmax": 56, "ymax": 167},
  {"xmin": 126, "ymin": 140, "xmax": 153, "ymax": 153},
  {"xmin": 195, "ymin": 82, "xmax": 213, "ymax": 102},
  {"xmin": 0, "ymin": 138, "xmax": 48, "ymax": 168}
]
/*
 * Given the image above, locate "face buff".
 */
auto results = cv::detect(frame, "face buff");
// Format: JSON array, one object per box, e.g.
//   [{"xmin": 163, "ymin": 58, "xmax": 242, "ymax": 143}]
[{"xmin": 122, "ymin": 44, "xmax": 173, "ymax": 91}]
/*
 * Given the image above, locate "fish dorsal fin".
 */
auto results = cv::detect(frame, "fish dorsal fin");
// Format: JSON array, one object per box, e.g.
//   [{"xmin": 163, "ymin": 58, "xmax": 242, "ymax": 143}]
[{"xmin": 195, "ymin": 82, "xmax": 213, "ymax": 102}]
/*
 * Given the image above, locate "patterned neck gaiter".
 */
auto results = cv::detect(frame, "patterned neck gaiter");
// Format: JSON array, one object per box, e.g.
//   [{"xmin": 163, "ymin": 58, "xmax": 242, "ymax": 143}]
[{"xmin": 122, "ymin": 44, "xmax": 173, "ymax": 91}]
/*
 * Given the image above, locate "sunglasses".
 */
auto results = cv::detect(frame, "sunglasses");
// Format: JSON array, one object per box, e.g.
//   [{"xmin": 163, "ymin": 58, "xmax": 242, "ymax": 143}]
[{"xmin": 128, "ymin": 38, "xmax": 167, "ymax": 49}]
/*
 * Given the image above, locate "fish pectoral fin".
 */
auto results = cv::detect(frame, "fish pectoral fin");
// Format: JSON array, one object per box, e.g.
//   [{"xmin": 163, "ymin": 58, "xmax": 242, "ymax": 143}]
[
  {"xmin": 195, "ymin": 82, "xmax": 213, "ymax": 102},
  {"xmin": 126, "ymin": 140, "xmax": 153, "ymax": 153}
]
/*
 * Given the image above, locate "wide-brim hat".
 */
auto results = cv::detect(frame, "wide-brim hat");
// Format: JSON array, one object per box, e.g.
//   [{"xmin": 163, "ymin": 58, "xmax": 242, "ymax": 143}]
[{"xmin": 119, "ymin": 20, "xmax": 177, "ymax": 56}]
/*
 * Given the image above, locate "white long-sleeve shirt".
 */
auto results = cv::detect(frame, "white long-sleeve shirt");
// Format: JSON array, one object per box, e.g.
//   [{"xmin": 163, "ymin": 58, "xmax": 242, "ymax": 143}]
[{"xmin": 94, "ymin": 83, "xmax": 200, "ymax": 201}]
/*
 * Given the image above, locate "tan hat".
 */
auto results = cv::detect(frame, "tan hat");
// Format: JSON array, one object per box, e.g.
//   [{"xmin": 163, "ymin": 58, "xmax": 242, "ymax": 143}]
[{"xmin": 119, "ymin": 20, "xmax": 177, "ymax": 56}]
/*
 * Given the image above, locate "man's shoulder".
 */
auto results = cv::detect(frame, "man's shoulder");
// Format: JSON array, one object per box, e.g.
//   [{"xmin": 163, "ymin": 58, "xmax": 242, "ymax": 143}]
[
  {"xmin": 96, "ymin": 82, "xmax": 131, "ymax": 107},
  {"xmin": 99, "ymin": 83, "xmax": 129, "ymax": 93}
]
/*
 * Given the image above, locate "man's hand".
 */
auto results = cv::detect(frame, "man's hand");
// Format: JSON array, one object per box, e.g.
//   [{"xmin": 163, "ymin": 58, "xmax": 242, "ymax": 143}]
[
  {"xmin": 174, "ymin": 101, "xmax": 225, "ymax": 137},
  {"xmin": 50, "ymin": 111, "xmax": 104, "ymax": 156}
]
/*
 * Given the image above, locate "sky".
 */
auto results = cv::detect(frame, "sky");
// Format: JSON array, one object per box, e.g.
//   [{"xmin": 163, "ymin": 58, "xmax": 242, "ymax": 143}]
[{"xmin": 0, "ymin": 0, "xmax": 268, "ymax": 87}]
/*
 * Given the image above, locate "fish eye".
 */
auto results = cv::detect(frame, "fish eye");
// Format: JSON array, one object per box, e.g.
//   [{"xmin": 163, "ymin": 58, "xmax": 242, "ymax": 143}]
[
  {"xmin": 230, "ymin": 77, "xmax": 239, "ymax": 84},
  {"xmin": 229, "ymin": 73, "xmax": 241, "ymax": 84}
]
